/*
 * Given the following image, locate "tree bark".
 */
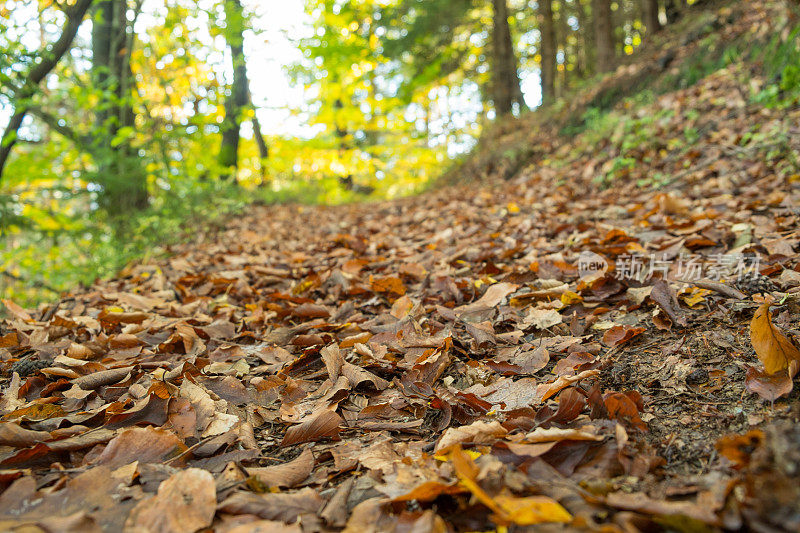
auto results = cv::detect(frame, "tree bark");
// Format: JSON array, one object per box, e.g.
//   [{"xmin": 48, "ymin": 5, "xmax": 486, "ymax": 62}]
[
  {"xmin": 538, "ymin": 0, "xmax": 557, "ymax": 104},
  {"xmin": 91, "ymin": 0, "xmax": 149, "ymax": 211},
  {"xmin": 0, "ymin": 0, "xmax": 94, "ymax": 182},
  {"xmin": 491, "ymin": 0, "xmax": 525, "ymax": 116},
  {"xmin": 665, "ymin": 0, "xmax": 681, "ymax": 24},
  {"xmin": 218, "ymin": 0, "xmax": 250, "ymax": 178},
  {"xmin": 643, "ymin": 0, "xmax": 661, "ymax": 34},
  {"xmin": 593, "ymin": 0, "xmax": 615, "ymax": 72}
]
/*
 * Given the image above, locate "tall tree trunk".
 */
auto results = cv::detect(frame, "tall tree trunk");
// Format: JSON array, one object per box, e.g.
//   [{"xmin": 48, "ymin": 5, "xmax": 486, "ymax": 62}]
[
  {"xmin": 92, "ymin": 0, "xmax": 148, "ymax": 211},
  {"xmin": 0, "ymin": 0, "xmax": 94, "ymax": 182},
  {"xmin": 665, "ymin": 0, "xmax": 681, "ymax": 23},
  {"xmin": 556, "ymin": 0, "xmax": 570, "ymax": 96},
  {"xmin": 643, "ymin": 0, "xmax": 661, "ymax": 34},
  {"xmin": 218, "ymin": 0, "xmax": 250, "ymax": 178},
  {"xmin": 491, "ymin": 0, "xmax": 525, "ymax": 116},
  {"xmin": 581, "ymin": 0, "xmax": 596, "ymax": 76},
  {"xmin": 539, "ymin": 0, "xmax": 557, "ymax": 104},
  {"xmin": 573, "ymin": 0, "xmax": 589, "ymax": 79},
  {"xmin": 593, "ymin": 0, "xmax": 615, "ymax": 72}
]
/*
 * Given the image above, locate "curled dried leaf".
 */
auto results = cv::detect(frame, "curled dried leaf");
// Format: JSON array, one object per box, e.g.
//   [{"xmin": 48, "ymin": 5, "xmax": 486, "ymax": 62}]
[{"xmin": 750, "ymin": 302, "xmax": 800, "ymax": 375}]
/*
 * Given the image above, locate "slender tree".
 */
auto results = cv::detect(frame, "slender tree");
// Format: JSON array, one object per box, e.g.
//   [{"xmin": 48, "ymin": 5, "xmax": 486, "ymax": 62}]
[
  {"xmin": 593, "ymin": 0, "xmax": 615, "ymax": 72},
  {"xmin": 0, "ymin": 0, "xmax": 94, "ymax": 182},
  {"xmin": 91, "ymin": 0, "xmax": 148, "ymax": 210},
  {"xmin": 665, "ymin": 0, "xmax": 681, "ymax": 23},
  {"xmin": 217, "ymin": 0, "xmax": 250, "ymax": 178},
  {"xmin": 491, "ymin": 0, "xmax": 526, "ymax": 115},
  {"xmin": 643, "ymin": 0, "xmax": 661, "ymax": 34},
  {"xmin": 538, "ymin": 0, "xmax": 557, "ymax": 103}
]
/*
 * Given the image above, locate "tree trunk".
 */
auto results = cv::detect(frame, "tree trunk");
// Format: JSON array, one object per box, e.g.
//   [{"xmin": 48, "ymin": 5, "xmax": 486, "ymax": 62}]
[
  {"xmin": 556, "ymin": 0, "xmax": 571, "ymax": 96},
  {"xmin": 593, "ymin": 0, "xmax": 615, "ymax": 72},
  {"xmin": 218, "ymin": 0, "xmax": 250, "ymax": 178},
  {"xmin": 491, "ymin": 0, "xmax": 525, "ymax": 116},
  {"xmin": 538, "ymin": 0, "xmax": 557, "ymax": 104},
  {"xmin": 0, "ymin": 0, "xmax": 94, "ymax": 182},
  {"xmin": 643, "ymin": 0, "xmax": 661, "ymax": 34},
  {"xmin": 665, "ymin": 0, "xmax": 681, "ymax": 24},
  {"xmin": 92, "ymin": 0, "xmax": 149, "ymax": 211},
  {"xmin": 581, "ymin": 0, "xmax": 596, "ymax": 76}
]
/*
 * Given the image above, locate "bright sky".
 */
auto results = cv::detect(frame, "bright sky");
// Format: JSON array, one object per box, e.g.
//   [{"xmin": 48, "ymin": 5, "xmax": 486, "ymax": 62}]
[{"xmin": 242, "ymin": 0, "xmax": 316, "ymax": 137}]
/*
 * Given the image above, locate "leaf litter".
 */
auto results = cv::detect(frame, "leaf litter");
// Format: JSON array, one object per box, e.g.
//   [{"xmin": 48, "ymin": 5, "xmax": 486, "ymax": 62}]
[{"xmin": 2, "ymin": 2, "xmax": 800, "ymax": 531}]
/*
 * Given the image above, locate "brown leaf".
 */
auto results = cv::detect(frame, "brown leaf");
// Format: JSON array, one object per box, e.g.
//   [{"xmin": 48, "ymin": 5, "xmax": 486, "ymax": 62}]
[
  {"xmin": 604, "ymin": 491, "xmax": 719, "ymax": 525},
  {"xmin": 125, "ymin": 468, "xmax": 216, "ymax": 533},
  {"xmin": 320, "ymin": 343, "xmax": 344, "ymax": 381},
  {"xmin": 218, "ymin": 488, "xmax": 324, "ymax": 523},
  {"xmin": 744, "ymin": 366, "xmax": 793, "ymax": 402},
  {"xmin": 648, "ymin": 280, "xmax": 688, "ymax": 327},
  {"xmin": 342, "ymin": 362, "xmax": 390, "ymax": 390},
  {"xmin": 602, "ymin": 325, "xmax": 645, "ymax": 348},
  {"xmin": 246, "ymin": 448, "xmax": 314, "ymax": 488},
  {"xmin": 435, "ymin": 420, "xmax": 508, "ymax": 453},
  {"xmin": 1, "ymin": 299, "xmax": 33, "ymax": 322},
  {"xmin": 281, "ymin": 409, "xmax": 343, "ymax": 446},
  {"xmin": 320, "ymin": 477, "xmax": 355, "ymax": 527},
  {"xmin": 456, "ymin": 282, "xmax": 518, "ymax": 313},
  {"xmin": 750, "ymin": 301, "xmax": 800, "ymax": 375},
  {"xmin": 92, "ymin": 427, "xmax": 187, "ymax": 468},
  {"xmin": 716, "ymin": 429, "xmax": 765, "ymax": 468},
  {"xmin": 73, "ymin": 366, "xmax": 136, "ymax": 390},
  {"xmin": 604, "ymin": 392, "xmax": 647, "ymax": 431},
  {"xmin": 292, "ymin": 303, "xmax": 330, "ymax": 319},
  {"xmin": 0, "ymin": 422, "xmax": 51, "ymax": 447},
  {"xmin": 370, "ymin": 276, "xmax": 407, "ymax": 296}
]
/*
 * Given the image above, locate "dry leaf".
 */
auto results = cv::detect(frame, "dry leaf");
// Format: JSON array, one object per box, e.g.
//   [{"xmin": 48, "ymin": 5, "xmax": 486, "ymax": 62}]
[
  {"xmin": 125, "ymin": 468, "xmax": 216, "ymax": 533},
  {"xmin": 744, "ymin": 366, "xmax": 793, "ymax": 402},
  {"xmin": 750, "ymin": 301, "xmax": 800, "ymax": 375},
  {"xmin": 281, "ymin": 410, "xmax": 343, "ymax": 446}
]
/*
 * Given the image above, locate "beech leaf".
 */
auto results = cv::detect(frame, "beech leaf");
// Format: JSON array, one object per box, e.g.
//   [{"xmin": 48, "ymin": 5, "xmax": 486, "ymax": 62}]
[{"xmin": 750, "ymin": 302, "xmax": 800, "ymax": 375}]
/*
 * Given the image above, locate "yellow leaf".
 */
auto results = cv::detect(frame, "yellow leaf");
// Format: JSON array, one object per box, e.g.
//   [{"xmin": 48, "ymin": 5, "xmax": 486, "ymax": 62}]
[
  {"xmin": 507, "ymin": 202, "xmax": 520, "ymax": 214},
  {"xmin": 750, "ymin": 302, "xmax": 800, "ymax": 375},
  {"xmin": 450, "ymin": 446, "xmax": 572, "ymax": 526},
  {"xmin": 561, "ymin": 291, "xmax": 583, "ymax": 305},
  {"xmin": 680, "ymin": 287, "xmax": 711, "ymax": 308},
  {"xmin": 493, "ymin": 495, "xmax": 572, "ymax": 525},
  {"xmin": 450, "ymin": 446, "xmax": 506, "ymax": 516}
]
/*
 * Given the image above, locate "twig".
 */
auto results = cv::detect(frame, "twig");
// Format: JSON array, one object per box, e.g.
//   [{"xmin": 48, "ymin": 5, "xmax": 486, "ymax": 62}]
[
  {"xmin": 674, "ymin": 278, "xmax": 747, "ymax": 300},
  {"xmin": 1, "ymin": 269, "xmax": 61, "ymax": 294}
]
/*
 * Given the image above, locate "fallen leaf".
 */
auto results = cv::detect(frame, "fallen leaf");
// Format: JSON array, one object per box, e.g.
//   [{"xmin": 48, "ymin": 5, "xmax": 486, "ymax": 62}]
[
  {"xmin": 218, "ymin": 488, "xmax": 324, "ymax": 523},
  {"xmin": 750, "ymin": 301, "xmax": 800, "ymax": 375},
  {"xmin": 246, "ymin": 448, "xmax": 314, "ymax": 488},
  {"xmin": 436, "ymin": 420, "xmax": 508, "ymax": 452},
  {"xmin": 744, "ymin": 366, "xmax": 793, "ymax": 402},
  {"xmin": 602, "ymin": 325, "xmax": 646, "ymax": 348},
  {"xmin": 493, "ymin": 494, "xmax": 572, "ymax": 525},
  {"xmin": 92, "ymin": 427, "xmax": 187, "ymax": 468},
  {"xmin": 125, "ymin": 468, "xmax": 216, "ymax": 533},
  {"xmin": 281, "ymin": 410, "xmax": 343, "ymax": 446}
]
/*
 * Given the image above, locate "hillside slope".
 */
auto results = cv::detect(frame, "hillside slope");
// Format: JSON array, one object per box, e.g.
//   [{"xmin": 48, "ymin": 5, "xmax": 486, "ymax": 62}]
[{"xmin": 1, "ymin": 1, "xmax": 799, "ymax": 530}]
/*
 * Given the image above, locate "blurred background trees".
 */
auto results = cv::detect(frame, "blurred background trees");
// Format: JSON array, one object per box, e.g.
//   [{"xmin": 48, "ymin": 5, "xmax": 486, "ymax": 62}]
[{"xmin": 1, "ymin": 0, "xmax": 685, "ymax": 302}]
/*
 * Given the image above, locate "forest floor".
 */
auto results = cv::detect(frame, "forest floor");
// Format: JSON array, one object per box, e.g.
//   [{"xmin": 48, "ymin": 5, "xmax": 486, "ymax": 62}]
[{"xmin": 1, "ymin": 1, "xmax": 800, "ymax": 531}]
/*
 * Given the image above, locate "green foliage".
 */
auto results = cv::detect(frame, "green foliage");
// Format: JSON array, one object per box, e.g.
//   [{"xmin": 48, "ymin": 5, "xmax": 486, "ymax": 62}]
[
  {"xmin": 2, "ymin": 179, "xmax": 264, "ymax": 306},
  {"xmin": 752, "ymin": 26, "xmax": 800, "ymax": 108}
]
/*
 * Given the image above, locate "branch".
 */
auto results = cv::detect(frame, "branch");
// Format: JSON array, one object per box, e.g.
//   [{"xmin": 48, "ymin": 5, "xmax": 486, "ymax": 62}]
[
  {"xmin": 0, "ymin": 0, "xmax": 94, "ymax": 181},
  {"xmin": 27, "ymin": 107, "xmax": 92, "ymax": 147},
  {"xmin": 1, "ymin": 270, "xmax": 61, "ymax": 295}
]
